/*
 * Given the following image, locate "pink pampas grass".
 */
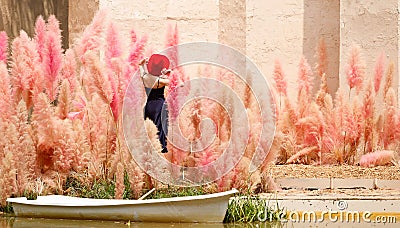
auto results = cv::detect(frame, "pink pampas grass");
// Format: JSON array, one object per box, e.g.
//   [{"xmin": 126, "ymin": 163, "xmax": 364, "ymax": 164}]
[
  {"xmin": 362, "ymin": 80, "xmax": 375, "ymax": 154},
  {"xmin": 383, "ymin": 62, "xmax": 394, "ymax": 98},
  {"xmin": 382, "ymin": 88, "xmax": 397, "ymax": 148},
  {"xmin": 76, "ymin": 10, "xmax": 108, "ymax": 62},
  {"xmin": 286, "ymin": 146, "xmax": 318, "ymax": 164},
  {"xmin": 166, "ymin": 73, "xmax": 180, "ymax": 123},
  {"xmin": 316, "ymin": 38, "xmax": 327, "ymax": 78},
  {"xmin": 0, "ymin": 31, "xmax": 8, "ymax": 64},
  {"xmin": 165, "ymin": 23, "xmax": 187, "ymax": 85},
  {"xmin": 105, "ymin": 23, "xmax": 127, "ymax": 121},
  {"xmin": 56, "ymin": 80, "xmax": 71, "ymax": 120},
  {"xmin": 362, "ymin": 79, "xmax": 374, "ymax": 119},
  {"xmin": 346, "ymin": 47, "xmax": 365, "ymax": 92},
  {"xmin": 83, "ymin": 52, "xmax": 113, "ymax": 104},
  {"xmin": 297, "ymin": 56, "xmax": 313, "ymax": 98},
  {"xmin": 105, "ymin": 22, "xmax": 122, "ymax": 64},
  {"xmin": 67, "ymin": 95, "xmax": 87, "ymax": 122},
  {"xmin": 130, "ymin": 30, "xmax": 137, "ymax": 44},
  {"xmin": 34, "ymin": 16, "xmax": 46, "ymax": 63},
  {"xmin": 127, "ymin": 33, "xmax": 147, "ymax": 68},
  {"xmin": 0, "ymin": 63, "xmax": 14, "ymax": 121},
  {"xmin": 273, "ymin": 59, "xmax": 287, "ymax": 96},
  {"xmin": 11, "ymin": 30, "xmax": 44, "ymax": 109},
  {"xmin": 61, "ymin": 49, "xmax": 77, "ymax": 93},
  {"xmin": 359, "ymin": 150, "xmax": 394, "ymax": 167},
  {"xmin": 373, "ymin": 52, "xmax": 385, "ymax": 93},
  {"xmin": 43, "ymin": 15, "xmax": 63, "ymax": 101}
]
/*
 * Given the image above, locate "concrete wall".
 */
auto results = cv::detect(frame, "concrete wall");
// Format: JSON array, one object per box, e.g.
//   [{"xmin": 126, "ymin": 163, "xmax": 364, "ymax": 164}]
[
  {"xmin": 246, "ymin": 0, "xmax": 305, "ymax": 98},
  {"xmin": 65, "ymin": 0, "xmax": 400, "ymax": 100},
  {"xmin": 246, "ymin": 0, "xmax": 340, "ymax": 98},
  {"xmin": 69, "ymin": 0, "xmax": 99, "ymax": 46},
  {"xmin": 219, "ymin": 0, "xmax": 246, "ymax": 54},
  {"xmin": 340, "ymin": 0, "xmax": 399, "ymax": 93},
  {"xmin": 0, "ymin": 0, "xmax": 69, "ymax": 49},
  {"xmin": 304, "ymin": 0, "xmax": 340, "ymax": 95},
  {"xmin": 1, "ymin": 0, "xmax": 399, "ymax": 101},
  {"xmin": 99, "ymin": 0, "xmax": 219, "ymax": 52}
]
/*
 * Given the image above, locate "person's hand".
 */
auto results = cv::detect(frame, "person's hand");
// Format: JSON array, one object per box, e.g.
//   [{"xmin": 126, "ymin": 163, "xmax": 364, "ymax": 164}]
[
  {"xmin": 161, "ymin": 68, "xmax": 172, "ymax": 75},
  {"xmin": 139, "ymin": 57, "xmax": 149, "ymax": 65}
]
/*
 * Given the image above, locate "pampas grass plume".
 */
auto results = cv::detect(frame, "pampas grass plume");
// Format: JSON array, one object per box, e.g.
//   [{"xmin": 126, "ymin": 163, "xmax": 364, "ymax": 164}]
[
  {"xmin": 0, "ymin": 63, "xmax": 13, "ymax": 121},
  {"xmin": 359, "ymin": 150, "xmax": 394, "ymax": 167},
  {"xmin": 0, "ymin": 31, "xmax": 8, "ymax": 64},
  {"xmin": 362, "ymin": 79, "xmax": 374, "ymax": 119},
  {"xmin": 346, "ymin": 47, "xmax": 364, "ymax": 92},
  {"xmin": 383, "ymin": 62, "xmax": 394, "ymax": 98},
  {"xmin": 373, "ymin": 52, "xmax": 385, "ymax": 93},
  {"xmin": 105, "ymin": 22, "xmax": 122, "ymax": 67},
  {"xmin": 273, "ymin": 59, "xmax": 287, "ymax": 96},
  {"xmin": 61, "ymin": 49, "xmax": 77, "ymax": 93},
  {"xmin": 43, "ymin": 15, "xmax": 63, "ymax": 101},
  {"xmin": 316, "ymin": 38, "xmax": 327, "ymax": 77},
  {"xmin": 127, "ymin": 35, "xmax": 147, "ymax": 68},
  {"xmin": 297, "ymin": 56, "xmax": 313, "ymax": 97},
  {"xmin": 34, "ymin": 16, "xmax": 46, "ymax": 62},
  {"xmin": 77, "ymin": 10, "xmax": 108, "ymax": 62},
  {"xmin": 83, "ymin": 52, "xmax": 114, "ymax": 104}
]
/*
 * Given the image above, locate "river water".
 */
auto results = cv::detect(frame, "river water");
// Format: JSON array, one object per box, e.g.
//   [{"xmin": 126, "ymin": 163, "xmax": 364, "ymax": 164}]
[
  {"xmin": 0, "ymin": 216, "xmax": 281, "ymax": 228},
  {"xmin": 0, "ymin": 216, "xmax": 397, "ymax": 227}
]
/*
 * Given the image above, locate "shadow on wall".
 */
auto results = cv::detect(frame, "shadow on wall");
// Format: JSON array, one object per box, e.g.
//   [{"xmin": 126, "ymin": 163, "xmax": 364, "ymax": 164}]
[
  {"xmin": 303, "ymin": 0, "xmax": 340, "ymax": 96},
  {"xmin": 0, "ymin": 0, "xmax": 69, "ymax": 49}
]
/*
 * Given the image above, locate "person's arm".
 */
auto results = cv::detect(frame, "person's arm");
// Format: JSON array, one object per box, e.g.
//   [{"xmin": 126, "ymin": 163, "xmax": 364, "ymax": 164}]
[
  {"xmin": 154, "ymin": 69, "xmax": 170, "ymax": 87},
  {"xmin": 139, "ymin": 58, "xmax": 149, "ymax": 78},
  {"xmin": 156, "ymin": 76, "xmax": 170, "ymax": 87}
]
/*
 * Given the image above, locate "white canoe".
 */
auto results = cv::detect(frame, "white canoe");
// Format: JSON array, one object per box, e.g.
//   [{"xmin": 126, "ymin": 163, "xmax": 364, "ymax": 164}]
[{"xmin": 7, "ymin": 189, "xmax": 238, "ymax": 223}]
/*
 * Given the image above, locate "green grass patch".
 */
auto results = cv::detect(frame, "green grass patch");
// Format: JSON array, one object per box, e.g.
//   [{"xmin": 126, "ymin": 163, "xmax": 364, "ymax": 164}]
[
  {"xmin": 64, "ymin": 176, "xmax": 115, "ymax": 199},
  {"xmin": 147, "ymin": 186, "xmax": 207, "ymax": 199},
  {"xmin": 224, "ymin": 195, "xmax": 284, "ymax": 223},
  {"xmin": 0, "ymin": 203, "xmax": 13, "ymax": 214}
]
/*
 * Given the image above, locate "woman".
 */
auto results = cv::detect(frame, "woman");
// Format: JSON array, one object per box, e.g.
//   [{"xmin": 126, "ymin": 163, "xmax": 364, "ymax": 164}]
[{"xmin": 139, "ymin": 54, "xmax": 171, "ymax": 153}]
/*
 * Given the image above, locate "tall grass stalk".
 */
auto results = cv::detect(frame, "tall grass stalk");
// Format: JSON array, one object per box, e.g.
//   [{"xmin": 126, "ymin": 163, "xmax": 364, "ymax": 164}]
[{"xmin": 224, "ymin": 195, "xmax": 284, "ymax": 223}]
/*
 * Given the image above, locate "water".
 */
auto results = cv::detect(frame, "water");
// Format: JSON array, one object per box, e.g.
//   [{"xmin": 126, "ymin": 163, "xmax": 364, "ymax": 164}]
[
  {"xmin": 1, "ymin": 216, "xmax": 397, "ymax": 228},
  {"xmin": 1, "ymin": 216, "xmax": 279, "ymax": 228}
]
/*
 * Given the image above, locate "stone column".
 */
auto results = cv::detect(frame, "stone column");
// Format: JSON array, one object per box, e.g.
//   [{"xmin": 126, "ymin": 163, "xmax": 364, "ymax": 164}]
[
  {"xmin": 68, "ymin": 0, "xmax": 99, "ymax": 46},
  {"xmin": 246, "ymin": 0, "xmax": 305, "ymax": 100},
  {"xmin": 218, "ymin": 0, "xmax": 247, "ymax": 55},
  {"xmin": 303, "ymin": 0, "xmax": 340, "ymax": 95},
  {"xmin": 0, "ymin": 0, "xmax": 69, "ymax": 48}
]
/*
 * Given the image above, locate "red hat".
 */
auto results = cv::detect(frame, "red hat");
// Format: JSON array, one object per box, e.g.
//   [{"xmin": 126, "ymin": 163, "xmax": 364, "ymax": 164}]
[{"xmin": 147, "ymin": 54, "xmax": 170, "ymax": 76}]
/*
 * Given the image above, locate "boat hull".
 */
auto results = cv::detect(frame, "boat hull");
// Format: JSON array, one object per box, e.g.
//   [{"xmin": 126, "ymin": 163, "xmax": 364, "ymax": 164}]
[{"xmin": 7, "ymin": 189, "xmax": 238, "ymax": 223}]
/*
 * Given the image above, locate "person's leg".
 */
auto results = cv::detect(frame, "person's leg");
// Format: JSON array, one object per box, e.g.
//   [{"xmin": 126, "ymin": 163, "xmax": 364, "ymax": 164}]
[
  {"xmin": 146, "ymin": 100, "xmax": 168, "ymax": 153},
  {"xmin": 160, "ymin": 102, "xmax": 169, "ymax": 152}
]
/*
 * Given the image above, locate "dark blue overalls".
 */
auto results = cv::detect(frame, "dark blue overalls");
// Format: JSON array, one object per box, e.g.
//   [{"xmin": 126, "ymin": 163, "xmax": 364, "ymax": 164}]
[{"xmin": 144, "ymin": 85, "xmax": 169, "ymax": 153}]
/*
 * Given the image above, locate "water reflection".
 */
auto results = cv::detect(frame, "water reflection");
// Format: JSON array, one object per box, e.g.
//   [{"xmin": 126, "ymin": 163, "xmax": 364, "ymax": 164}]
[
  {"xmin": 1, "ymin": 216, "xmax": 397, "ymax": 228},
  {"xmin": 1, "ymin": 217, "xmax": 282, "ymax": 228}
]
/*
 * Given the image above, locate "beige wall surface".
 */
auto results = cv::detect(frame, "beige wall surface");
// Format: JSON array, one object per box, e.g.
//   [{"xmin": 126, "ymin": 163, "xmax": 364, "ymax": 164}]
[
  {"xmin": 246, "ymin": 0, "xmax": 304, "ymax": 99},
  {"xmin": 340, "ymin": 0, "xmax": 399, "ymax": 92},
  {"xmin": 1, "ymin": 0, "xmax": 398, "ymax": 100},
  {"xmin": 68, "ymin": 0, "xmax": 400, "ymax": 100},
  {"xmin": 0, "ymin": 0, "xmax": 69, "ymax": 49},
  {"xmin": 303, "ymin": 0, "xmax": 340, "ymax": 95},
  {"xmin": 69, "ymin": 0, "xmax": 99, "ymax": 46},
  {"xmin": 99, "ymin": 0, "xmax": 219, "ymax": 52}
]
